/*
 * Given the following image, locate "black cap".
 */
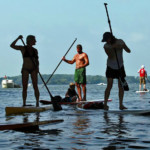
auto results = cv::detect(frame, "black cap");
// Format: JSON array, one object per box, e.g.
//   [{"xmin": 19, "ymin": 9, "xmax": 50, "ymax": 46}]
[{"xmin": 101, "ymin": 32, "xmax": 112, "ymax": 42}]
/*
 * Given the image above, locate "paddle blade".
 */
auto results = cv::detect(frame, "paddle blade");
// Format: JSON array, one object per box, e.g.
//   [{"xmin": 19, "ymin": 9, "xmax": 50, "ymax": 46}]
[
  {"xmin": 120, "ymin": 77, "xmax": 129, "ymax": 91},
  {"xmin": 51, "ymin": 96, "xmax": 62, "ymax": 111}
]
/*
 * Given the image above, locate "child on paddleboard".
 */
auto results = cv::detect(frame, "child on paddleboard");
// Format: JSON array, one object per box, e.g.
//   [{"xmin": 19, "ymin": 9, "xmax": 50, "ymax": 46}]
[{"xmin": 63, "ymin": 83, "xmax": 79, "ymax": 102}]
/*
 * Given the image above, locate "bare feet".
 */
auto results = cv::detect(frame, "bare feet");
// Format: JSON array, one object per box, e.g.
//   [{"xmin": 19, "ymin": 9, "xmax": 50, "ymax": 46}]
[
  {"xmin": 104, "ymin": 105, "xmax": 109, "ymax": 110},
  {"xmin": 119, "ymin": 105, "xmax": 127, "ymax": 110},
  {"xmin": 36, "ymin": 103, "xmax": 39, "ymax": 107}
]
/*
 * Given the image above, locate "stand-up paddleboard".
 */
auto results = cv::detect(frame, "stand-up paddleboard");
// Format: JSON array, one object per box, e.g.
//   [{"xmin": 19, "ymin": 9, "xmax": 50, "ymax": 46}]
[
  {"xmin": 40, "ymin": 99, "xmax": 112, "ymax": 105},
  {"xmin": 104, "ymin": 109, "xmax": 150, "ymax": 115},
  {"xmin": 77, "ymin": 104, "xmax": 150, "ymax": 115},
  {"xmin": 136, "ymin": 90, "xmax": 149, "ymax": 93},
  {"xmin": 77, "ymin": 102, "xmax": 104, "ymax": 109},
  {"xmin": 5, "ymin": 105, "xmax": 53, "ymax": 116},
  {"xmin": 0, "ymin": 119, "xmax": 64, "ymax": 131}
]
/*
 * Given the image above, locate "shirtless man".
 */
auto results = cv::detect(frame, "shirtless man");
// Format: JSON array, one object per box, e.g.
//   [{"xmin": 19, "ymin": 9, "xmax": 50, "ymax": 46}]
[
  {"xmin": 62, "ymin": 44, "xmax": 89, "ymax": 101},
  {"xmin": 10, "ymin": 35, "xmax": 40, "ymax": 107}
]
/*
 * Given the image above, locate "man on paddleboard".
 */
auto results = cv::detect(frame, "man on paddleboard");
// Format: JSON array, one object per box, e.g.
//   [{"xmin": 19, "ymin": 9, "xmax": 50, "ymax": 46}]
[
  {"xmin": 138, "ymin": 65, "xmax": 147, "ymax": 91},
  {"xmin": 102, "ymin": 32, "xmax": 131, "ymax": 110},
  {"xmin": 10, "ymin": 35, "xmax": 40, "ymax": 107},
  {"xmin": 62, "ymin": 44, "xmax": 89, "ymax": 101}
]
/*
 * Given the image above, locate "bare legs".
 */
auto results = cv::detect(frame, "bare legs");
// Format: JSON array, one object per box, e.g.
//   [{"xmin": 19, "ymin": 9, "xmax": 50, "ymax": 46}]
[
  {"xmin": 118, "ymin": 80, "xmax": 127, "ymax": 110},
  {"xmin": 75, "ymin": 83, "xmax": 86, "ymax": 101},
  {"xmin": 104, "ymin": 78, "xmax": 127, "ymax": 110},
  {"xmin": 22, "ymin": 70, "xmax": 39, "ymax": 107},
  {"xmin": 104, "ymin": 78, "xmax": 113, "ymax": 110},
  {"xmin": 139, "ymin": 84, "xmax": 146, "ymax": 91},
  {"xmin": 31, "ymin": 70, "xmax": 40, "ymax": 107},
  {"xmin": 22, "ymin": 71, "xmax": 29, "ymax": 106}
]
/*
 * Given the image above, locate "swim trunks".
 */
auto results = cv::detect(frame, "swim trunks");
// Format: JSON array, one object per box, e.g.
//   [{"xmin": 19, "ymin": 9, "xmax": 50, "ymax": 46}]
[
  {"xmin": 140, "ymin": 77, "xmax": 146, "ymax": 84},
  {"xmin": 74, "ymin": 67, "xmax": 86, "ymax": 84},
  {"xmin": 106, "ymin": 65, "xmax": 126, "ymax": 79}
]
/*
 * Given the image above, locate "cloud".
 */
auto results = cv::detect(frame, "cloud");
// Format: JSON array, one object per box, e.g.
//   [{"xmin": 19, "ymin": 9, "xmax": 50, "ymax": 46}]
[{"xmin": 128, "ymin": 33, "xmax": 145, "ymax": 43}]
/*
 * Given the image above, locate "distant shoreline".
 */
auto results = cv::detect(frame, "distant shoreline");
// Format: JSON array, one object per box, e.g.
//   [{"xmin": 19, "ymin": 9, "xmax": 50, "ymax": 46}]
[{"xmin": 0, "ymin": 74, "xmax": 140, "ymax": 85}]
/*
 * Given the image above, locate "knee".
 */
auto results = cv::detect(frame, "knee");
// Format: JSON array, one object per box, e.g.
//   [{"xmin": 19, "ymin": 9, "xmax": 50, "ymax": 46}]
[
  {"xmin": 75, "ymin": 83, "xmax": 80, "ymax": 88},
  {"xmin": 106, "ymin": 84, "xmax": 113, "ymax": 90}
]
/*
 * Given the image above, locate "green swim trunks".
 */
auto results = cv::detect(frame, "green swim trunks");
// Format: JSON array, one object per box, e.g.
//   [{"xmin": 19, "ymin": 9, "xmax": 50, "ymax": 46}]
[{"xmin": 74, "ymin": 68, "xmax": 86, "ymax": 84}]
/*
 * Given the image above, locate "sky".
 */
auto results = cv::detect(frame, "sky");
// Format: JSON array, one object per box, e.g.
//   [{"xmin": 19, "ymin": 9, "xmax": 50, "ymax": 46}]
[{"xmin": 0, "ymin": 0, "xmax": 150, "ymax": 78}]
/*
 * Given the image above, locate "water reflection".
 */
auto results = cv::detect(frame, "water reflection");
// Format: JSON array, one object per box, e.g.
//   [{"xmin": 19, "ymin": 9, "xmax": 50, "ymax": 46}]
[{"xmin": 101, "ymin": 112, "xmax": 149, "ymax": 149}]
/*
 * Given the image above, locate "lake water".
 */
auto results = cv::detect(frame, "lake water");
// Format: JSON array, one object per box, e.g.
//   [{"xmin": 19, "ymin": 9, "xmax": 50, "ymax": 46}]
[{"xmin": 0, "ymin": 82, "xmax": 150, "ymax": 150}]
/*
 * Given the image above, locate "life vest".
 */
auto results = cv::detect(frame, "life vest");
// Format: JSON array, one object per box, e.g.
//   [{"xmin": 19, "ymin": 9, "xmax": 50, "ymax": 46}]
[{"xmin": 139, "ymin": 68, "xmax": 146, "ymax": 77}]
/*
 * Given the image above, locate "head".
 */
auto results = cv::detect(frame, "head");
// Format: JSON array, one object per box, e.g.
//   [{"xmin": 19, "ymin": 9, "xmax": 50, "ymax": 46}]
[
  {"xmin": 69, "ymin": 82, "xmax": 75, "ymax": 90},
  {"xmin": 101, "ymin": 32, "xmax": 116, "ymax": 43},
  {"xmin": 26, "ymin": 35, "xmax": 36, "ymax": 46},
  {"xmin": 141, "ymin": 65, "xmax": 145, "ymax": 69},
  {"xmin": 76, "ymin": 44, "xmax": 82, "ymax": 54}
]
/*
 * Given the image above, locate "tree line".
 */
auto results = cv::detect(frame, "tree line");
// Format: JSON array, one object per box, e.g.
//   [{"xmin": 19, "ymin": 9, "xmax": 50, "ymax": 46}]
[{"xmin": 0, "ymin": 74, "xmax": 140, "ymax": 85}]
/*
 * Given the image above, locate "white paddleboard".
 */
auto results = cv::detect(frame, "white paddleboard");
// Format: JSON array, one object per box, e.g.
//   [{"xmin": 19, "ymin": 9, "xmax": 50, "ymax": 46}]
[
  {"xmin": 77, "ymin": 106, "xmax": 150, "ymax": 115},
  {"xmin": 104, "ymin": 109, "xmax": 150, "ymax": 115},
  {"xmin": 136, "ymin": 90, "xmax": 149, "ymax": 93}
]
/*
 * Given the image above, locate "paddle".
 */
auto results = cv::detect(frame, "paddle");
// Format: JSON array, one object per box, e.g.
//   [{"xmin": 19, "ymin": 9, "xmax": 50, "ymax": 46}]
[
  {"xmin": 146, "ymin": 78, "xmax": 150, "ymax": 83},
  {"xmin": 43, "ymin": 38, "xmax": 77, "ymax": 87},
  {"xmin": 20, "ymin": 38, "xmax": 62, "ymax": 111},
  {"xmin": 104, "ymin": 3, "xmax": 129, "ymax": 91}
]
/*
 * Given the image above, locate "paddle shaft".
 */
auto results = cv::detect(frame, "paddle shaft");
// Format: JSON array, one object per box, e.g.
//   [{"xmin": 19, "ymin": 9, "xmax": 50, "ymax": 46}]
[
  {"xmin": 104, "ymin": 3, "xmax": 121, "ymax": 69},
  {"xmin": 44, "ymin": 38, "xmax": 77, "ymax": 86},
  {"xmin": 104, "ymin": 3, "xmax": 129, "ymax": 91},
  {"xmin": 20, "ymin": 39, "xmax": 53, "ymax": 99}
]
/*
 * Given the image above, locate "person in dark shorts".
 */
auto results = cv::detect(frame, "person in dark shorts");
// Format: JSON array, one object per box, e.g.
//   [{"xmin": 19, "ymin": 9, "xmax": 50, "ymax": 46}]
[
  {"xmin": 102, "ymin": 32, "xmax": 131, "ymax": 110},
  {"xmin": 62, "ymin": 44, "xmax": 89, "ymax": 101},
  {"xmin": 10, "ymin": 35, "xmax": 40, "ymax": 107}
]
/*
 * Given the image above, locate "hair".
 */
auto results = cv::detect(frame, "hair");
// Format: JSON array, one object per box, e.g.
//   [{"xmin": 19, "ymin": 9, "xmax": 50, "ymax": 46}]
[
  {"xmin": 102, "ymin": 32, "xmax": 117, "ymax": 44},
  {"xmin": 77, "ymin": 44, "xmax": 82, "ymax": 51},
  {"xmin": 26, "ymin": 35, "xmax": 35, "ymax": 45}
]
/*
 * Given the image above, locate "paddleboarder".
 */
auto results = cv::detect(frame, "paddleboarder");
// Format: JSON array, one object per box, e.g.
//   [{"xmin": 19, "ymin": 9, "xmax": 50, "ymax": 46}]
[
  {"xmin": 138, "ymin": 65, "xmax": 147, "ymax": 91},
  {"xmin": 10, "ymin": 35, "xmax": 40, "ymax": 107},
  {"xmin": 102, "ymin": 32, "xmax": 131, "ymax": 110},
  {"xmin": 62, "ymin": 44, "xmax": 89, "ymax": 101}
]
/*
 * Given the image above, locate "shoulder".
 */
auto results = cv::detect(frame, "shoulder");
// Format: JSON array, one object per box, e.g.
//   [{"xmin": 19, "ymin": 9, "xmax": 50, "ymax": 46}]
[
  {"xmin": 117, "ymin": 39, "xmax": 125, "ymax": 45},
  {"xmin": 33, "ymin": 47, "xmax": 38, "ymax": 52},
  {"xmin": 83, "ymin": 52, "xmax": 88, "ymax": 56},
  {"xmin": 104, "ymin": 43, "xmax": 111, "ymax": 50}
]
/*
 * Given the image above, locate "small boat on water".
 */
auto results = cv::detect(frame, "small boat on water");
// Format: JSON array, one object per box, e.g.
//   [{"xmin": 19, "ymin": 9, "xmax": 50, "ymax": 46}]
[
  {"xmin": 1, "ymin": 76, "xmax": 14, "ymax": 88},
  {"xmin": 1, "ymin": 75, "xmax": 21, "ymax": 88},
  {"xmin": 97, "ymin": 83, "xmax": 107, "ymax": 86}
]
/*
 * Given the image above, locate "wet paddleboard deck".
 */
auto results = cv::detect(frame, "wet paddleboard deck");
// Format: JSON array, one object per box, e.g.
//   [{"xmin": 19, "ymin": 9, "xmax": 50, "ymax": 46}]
[
  {"xmin": 104, "ymin": 109, "xmax": 150, "ymax": 115},
  {"xmin": 5, "ymin": 106, "xmax": 53, "ymax": 116},
  {"xmin": 77, "ymin": 104, "xmax": 150, "ymax": 115},
  {"xmin": 0, "ymin": 119, "xmax": 64, "ymax": 131},
  {"xmin": 40, "ymin": 99, "xmax": 112, "ymax": 105}
]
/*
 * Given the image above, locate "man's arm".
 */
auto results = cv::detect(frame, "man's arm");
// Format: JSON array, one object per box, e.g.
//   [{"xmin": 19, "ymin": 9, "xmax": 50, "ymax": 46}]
[
  {"xmin": 62, "ymin": 56, "xmax": 76, "ymax": 64},
  {"xmin": 104, "ymin": 47, "xmax": 114, "ymax": 58},
  {"xmin": 83, "ymin": 53, "xmax": 89, "ymax": 67},
  {"xmin": 10, "ymin": 35, "xmax": 24, "ymax": 50},
  {"xmin": 123, "ymin": 43, "xmax": 131, "ymax": 53}
]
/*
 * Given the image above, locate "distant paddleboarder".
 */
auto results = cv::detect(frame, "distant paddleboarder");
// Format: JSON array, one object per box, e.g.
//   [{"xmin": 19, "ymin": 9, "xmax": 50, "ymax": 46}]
[
  {"xmin": 62, "ymin": 44, "xmax": 89, "ymax": 101},
  {"xmin": 10, "ymin": 35, "xmax": 40, "ymax": 107},
  {"xmin": 138, "ymin": 65, "xmax": 147, "ymax": 91},
  {"xmin": 102, "ymin": 32, "xmax": 131, "ymax": 110}
]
